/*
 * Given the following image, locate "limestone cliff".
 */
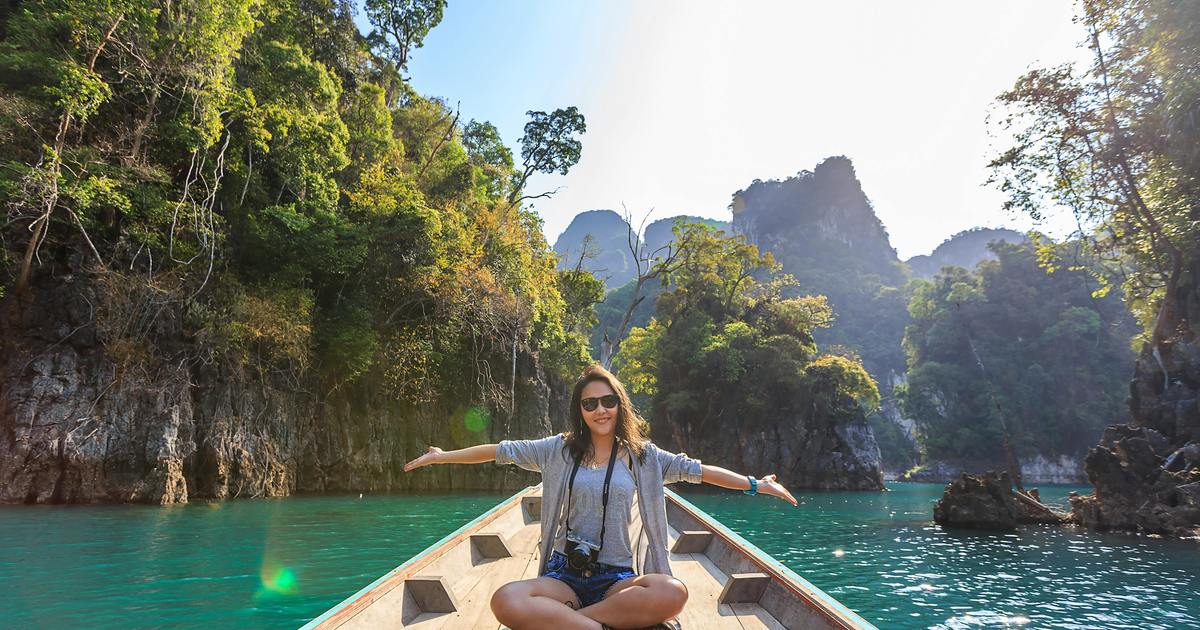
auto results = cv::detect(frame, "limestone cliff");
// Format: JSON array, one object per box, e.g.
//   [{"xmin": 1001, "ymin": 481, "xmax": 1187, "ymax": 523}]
[
  {"xmin": 904, "ymin": 456, "xmax": 1086, "ymax": 485},
  {"xmin": 904, "ymin": 228, "xmax": 1026, "ymax": 279},
  {"xmin": 653, "ymin": 409, "xmax": 884, "ymax": 491},
  {"xmin": 1069, "ymin": 256, "xmax": 1200, "ymax": 538},
  {"xmin": 0, "ymin": 271, "xmax": 566, "ymax": 504},
  {"xmin": 641, "ymin": 215, "xmax": 730, "ymax": 258},
  {"xmin": 553, "ymin": 211, "xmax": 731, "ymax": 289},
  {"xmin": 552, "ymin": 210, "xmax": 636, "ymax": 287},
  {"xmin": 731, "ymin": 157, "xmax": 902, "ymax": 289},
  {"xmin": 728, "ymin": 157, "xmax": 902, "ymax": 487}
]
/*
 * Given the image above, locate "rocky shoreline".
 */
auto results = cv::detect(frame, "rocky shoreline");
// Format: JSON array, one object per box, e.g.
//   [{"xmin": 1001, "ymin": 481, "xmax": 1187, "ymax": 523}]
[
  {"xmin": 933, "ymin": 471, "xmax": 1070, "ymax": 531},
  {"xmin": 1060, "ymin": 302, "xmax": 1200, "ymax": 539},
  {"xmin": 1068, "ymin": 425, "xmax": 1200, "ymax": 538},
  {"xmin": 934, "ymin": 462, "xmax": 1199, "ymax": 540},
  {"xmin": 900, "ymin": 455, "xmax": 1086, "ymax": 486}
]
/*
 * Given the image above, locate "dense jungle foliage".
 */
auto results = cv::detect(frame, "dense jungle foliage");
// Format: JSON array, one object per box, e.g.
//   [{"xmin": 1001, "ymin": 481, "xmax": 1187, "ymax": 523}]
[
  {"xmin": 988, "ymin": 0, "xmax": 1199, "ymax": 362},
  {"xmin": 614, "ymin": 223, "xmax": 879, "ymax": 438},
  {"xmin": 0, "ymin": 0, "xmax": 599, "ymax": 409},
  {"xmin": 899, "ymin": 240, "xmax": 1137, "ymax": 463}
]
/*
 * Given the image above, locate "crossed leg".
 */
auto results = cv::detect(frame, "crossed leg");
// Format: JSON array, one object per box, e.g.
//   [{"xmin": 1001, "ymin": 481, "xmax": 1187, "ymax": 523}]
[
  {"xmin": 490, "ymin": 577, "xmax": 596, "ymax": 630},
  {"xmin": 490, "ymin": 574, "xmax": 687, "ymax": 630},
  {"xmin": 580, "ymin": 573, "xmax": 687, "ymax": 628}
]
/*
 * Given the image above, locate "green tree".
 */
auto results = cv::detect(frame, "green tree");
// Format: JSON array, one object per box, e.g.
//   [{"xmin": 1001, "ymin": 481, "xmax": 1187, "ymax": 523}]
[
  {"xmin": 616, "ymin": 223, "xmax": 878, "ymax": 457},
  {"xmin": 987, "ymin": 0, "xmax": 1198, "ymax": 352},
  {"xmin": 0, "ymin": 0, "xmax": 594, "ymax": 424},
  {"xmin": 508, "ymin": 106, "xmax": 586, "ymax": 206},
  {"xmin": 363, "ymin": 0, "xmax": 446, "ymax": 71},
  {"xmin": 899, "ymin": 241, "xmax": 1136, "ymax": 464},
  {"xmin": 462, "ymin": 119, "xmax": 514, "ymax": 199}
]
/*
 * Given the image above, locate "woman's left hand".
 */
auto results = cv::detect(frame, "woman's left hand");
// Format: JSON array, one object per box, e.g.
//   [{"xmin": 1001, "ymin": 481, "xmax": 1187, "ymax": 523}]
[{"xmin": 758, "ymin": 474, "xmax": 797, "ymax": 506}]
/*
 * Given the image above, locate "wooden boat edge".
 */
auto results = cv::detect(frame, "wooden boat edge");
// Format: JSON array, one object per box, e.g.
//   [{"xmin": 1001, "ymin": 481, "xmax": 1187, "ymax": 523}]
[
  {"xmin": 665, "ymin": 487, "xmax": 879, "ymax": 630},
  {"xmin": 302, "ymin": 485, "xmax": 879, "ymax": 630},
  {"xmin": 300, "ymin": 486, "xmax": 540, "ymax": 630}
]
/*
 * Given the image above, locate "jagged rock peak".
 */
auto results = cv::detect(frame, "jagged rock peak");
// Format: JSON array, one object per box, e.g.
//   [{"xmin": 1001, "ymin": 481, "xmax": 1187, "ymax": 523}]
[
  {"xmin": 730, "ymin": 156, "xmax": 900, "ymax": 277},
  {"xmin": 643, "ymin": 215, "xmax": 730, "ymax": 256},
  {"xmin": 552, "ymin": 210, "xmax": 636, "ymax": 286},
  {"xmin": 554, "ymin": 211, "xmax": 732, "ymax": 288}
]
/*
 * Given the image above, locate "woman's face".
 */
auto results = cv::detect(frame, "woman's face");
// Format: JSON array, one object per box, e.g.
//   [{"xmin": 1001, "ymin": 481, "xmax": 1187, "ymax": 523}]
[{"xmin": 580, "ymin": 380, "xmax": 619, "ymax": 439}]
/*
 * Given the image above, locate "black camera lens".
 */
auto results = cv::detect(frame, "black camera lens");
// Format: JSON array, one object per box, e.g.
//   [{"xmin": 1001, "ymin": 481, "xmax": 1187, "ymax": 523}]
[
  {"xmin": 565, "ymin": 539, "xmax": 596, "ymax": 573},
  {"xmin": 567, "ymin": 548, "xmax": 589, "ymax": 570}
]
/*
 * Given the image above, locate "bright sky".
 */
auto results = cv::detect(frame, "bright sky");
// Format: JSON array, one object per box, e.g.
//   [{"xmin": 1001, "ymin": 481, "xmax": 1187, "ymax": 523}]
[{"xmin": 389, "ymin": 1, "xmax": 1089, "ymax": 259}]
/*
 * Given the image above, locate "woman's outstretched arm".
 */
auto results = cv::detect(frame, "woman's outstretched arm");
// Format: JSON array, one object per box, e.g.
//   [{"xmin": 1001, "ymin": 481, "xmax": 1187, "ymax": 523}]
[
  {"xmin": 700, "ymin": 464, "xmax": 798, "ymax": 506},
  {"xmin": 403, "ymin": 444, "xmax": 498, "ymax": 472}
]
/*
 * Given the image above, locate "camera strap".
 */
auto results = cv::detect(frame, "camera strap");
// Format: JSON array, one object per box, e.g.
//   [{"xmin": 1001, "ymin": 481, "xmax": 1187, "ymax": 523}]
[{"xmin": 565, "ymin": 438, "xmax": 620, "ymax": 554}]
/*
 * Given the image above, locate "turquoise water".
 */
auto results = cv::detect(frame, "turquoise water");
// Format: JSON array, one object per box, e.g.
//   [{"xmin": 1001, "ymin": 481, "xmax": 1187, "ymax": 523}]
[
  {"xmin": 0, "ymin": 493, "xmax": 508, "ymax": 629},
  {"xmin": 0, "ymin": 484, "xmax": 1197, "ymax": 629},
  {"xmin": 684, "ymin": 484, "xmax": 1200, "ymax": 629}
]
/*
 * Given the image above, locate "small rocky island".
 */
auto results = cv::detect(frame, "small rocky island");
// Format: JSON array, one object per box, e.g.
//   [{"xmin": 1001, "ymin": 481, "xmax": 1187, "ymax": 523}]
[{"xmin": 933, "ymin": 472, "xmax": 1069, "ymax": 531}]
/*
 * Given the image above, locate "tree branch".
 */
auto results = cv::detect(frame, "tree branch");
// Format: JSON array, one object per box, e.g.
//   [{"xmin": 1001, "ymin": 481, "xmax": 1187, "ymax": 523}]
[{"xmin": 417, "ymin": 102, "xmax": 460, "ymax": 180}]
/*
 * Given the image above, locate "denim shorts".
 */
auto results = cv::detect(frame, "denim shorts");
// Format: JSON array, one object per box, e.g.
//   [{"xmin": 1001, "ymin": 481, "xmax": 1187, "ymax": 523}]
[{"xmin": 543, "ymin": 550, "xmax": 637, "ymax": 607}]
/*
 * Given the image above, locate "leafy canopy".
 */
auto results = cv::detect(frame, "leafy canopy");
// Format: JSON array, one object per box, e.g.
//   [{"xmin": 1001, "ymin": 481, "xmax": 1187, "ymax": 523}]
[{"xmin": 616, "ymin": 222, "xmax": 878, "ymax": 445}]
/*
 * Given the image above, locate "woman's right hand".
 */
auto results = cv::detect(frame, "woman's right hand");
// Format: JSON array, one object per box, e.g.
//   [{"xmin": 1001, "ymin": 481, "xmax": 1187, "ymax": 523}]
[{"xmin": 404, "ymin": 446, "xmax": 444, "ymax": 472}]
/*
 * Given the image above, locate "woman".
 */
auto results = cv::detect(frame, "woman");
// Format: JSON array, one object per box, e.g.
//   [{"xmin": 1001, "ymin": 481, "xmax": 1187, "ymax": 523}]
[{"xmin": 403, "ymin": 364, "xmax": 797, "ymax": 630}]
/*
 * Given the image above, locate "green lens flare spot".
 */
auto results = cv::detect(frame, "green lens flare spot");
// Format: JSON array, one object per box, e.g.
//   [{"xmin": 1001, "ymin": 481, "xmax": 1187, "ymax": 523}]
[
  {"xmin": 262, "ymin": 566, "xmax": 298, "ymax": 594},
  {"xmin": 464, "ymin": 406, "xmax": 490, "ymax": 432}
]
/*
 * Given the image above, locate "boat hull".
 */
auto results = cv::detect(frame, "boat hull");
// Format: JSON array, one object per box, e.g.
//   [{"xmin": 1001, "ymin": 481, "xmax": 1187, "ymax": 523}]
[{"xmin": 302, "ymin": 486, "xmax": 877, "ymax": 629}]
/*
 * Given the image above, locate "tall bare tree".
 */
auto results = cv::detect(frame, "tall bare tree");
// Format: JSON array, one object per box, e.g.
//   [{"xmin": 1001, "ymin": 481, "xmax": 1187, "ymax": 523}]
[{"xmin": 600, "ymin": 209, "xmax": 689, "ymax": 369}]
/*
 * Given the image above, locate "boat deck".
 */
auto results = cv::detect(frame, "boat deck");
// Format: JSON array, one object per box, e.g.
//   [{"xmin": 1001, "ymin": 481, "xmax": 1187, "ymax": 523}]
[{"xmin": 302, "ymin": 486, "xmax": 875, "ymax": 629}]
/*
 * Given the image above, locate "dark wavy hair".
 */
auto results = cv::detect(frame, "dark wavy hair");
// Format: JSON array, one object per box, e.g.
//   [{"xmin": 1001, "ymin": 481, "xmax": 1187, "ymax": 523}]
[{"xmin": 564, "ymin": 364, "xmax": 649, "ymax": 466}]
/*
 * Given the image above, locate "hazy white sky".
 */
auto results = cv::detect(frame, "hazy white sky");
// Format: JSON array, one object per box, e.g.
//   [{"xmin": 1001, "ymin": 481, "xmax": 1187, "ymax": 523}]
[{"xmin": 402, "ymin": 1, "xmax": 1089, "ymax": 259}]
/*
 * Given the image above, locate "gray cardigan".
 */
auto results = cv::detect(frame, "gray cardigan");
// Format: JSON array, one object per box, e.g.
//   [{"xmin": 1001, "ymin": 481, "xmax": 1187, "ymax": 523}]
[{"xmin": 496, "ymin": 435, "xmax": 703, "ymax": 576}]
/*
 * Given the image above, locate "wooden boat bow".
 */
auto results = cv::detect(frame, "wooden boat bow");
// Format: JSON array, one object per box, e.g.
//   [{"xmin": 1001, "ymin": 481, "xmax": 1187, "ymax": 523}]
[{"xmin": 301, "ymin": 485, "xmax": 877, "ymax": 629}]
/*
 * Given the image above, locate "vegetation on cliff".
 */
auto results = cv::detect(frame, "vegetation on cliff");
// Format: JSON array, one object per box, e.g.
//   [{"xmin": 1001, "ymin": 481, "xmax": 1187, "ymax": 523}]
[
  {"xmin": 727, "ymin": 157, "xmax": 917, "ymax": 475},
  {"xmin": 988, "ymin": 0, "xmax": 1198, "ymax": 351},
  {"xmin": 614, "ymin": 223, "xmax": 880, "ymax": 480},
  {"xmin": 905, "ymin": 228, "xmax": 1027, "ymax": 279},
  {"xmin": 731, "ymin": 156, "xmax": 909, "ymax": 379},
  {"xmin": 0, "ymin": 0, "xmax": 596, "ymax": 413},
  {"xmin": 899, "ymin": 240, "xmax": 1136, "ymax": 466},
  {"xmin": 988, "ymin": 0, "xmax": 1200, "ymax": 535}
]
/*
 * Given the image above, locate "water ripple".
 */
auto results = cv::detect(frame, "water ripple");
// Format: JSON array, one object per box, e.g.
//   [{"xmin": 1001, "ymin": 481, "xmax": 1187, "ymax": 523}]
[
  {"xmin": 2, "ymin": 485, "xmax": 1198, "ymax": 629},
  {"xmin": 681, "ymin": 483, "xmax": 1200, "ymax": 630}
]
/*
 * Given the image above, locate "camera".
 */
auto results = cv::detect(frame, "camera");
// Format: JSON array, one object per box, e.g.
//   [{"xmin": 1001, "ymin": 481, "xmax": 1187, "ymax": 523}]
[{"xmin": 565, "ymin": 533, "xmax": 600, "ymax": 576}]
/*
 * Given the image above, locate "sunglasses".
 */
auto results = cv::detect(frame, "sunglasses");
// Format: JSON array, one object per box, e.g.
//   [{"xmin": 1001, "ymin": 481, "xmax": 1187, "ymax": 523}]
[{"xmin": 581, "ymin": 395, "xmax": 619, "ymax": 412}]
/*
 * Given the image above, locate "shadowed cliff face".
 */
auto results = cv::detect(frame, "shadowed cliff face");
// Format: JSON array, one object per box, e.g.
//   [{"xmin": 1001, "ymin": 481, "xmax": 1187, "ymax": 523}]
[
  {"xmin": 641, "ymin": 216, "xmax": 731, "ymax": 257},
  {"xmin": 730, "ymin": 156, "xmax": 907, "ymax": 382},
  {"xmin": 0, "ymin": 270, "xmax": 565, "ymax": 504},
  {"xmin": 652, "ymin": 406, "xmax": 884, "ymax": 491},
  {"xmin": 1070, "ymin": 257, "xmax": 1200, "ymax": 537},
  {"xmin": 731, "ymin": 157, "xmax": 900, "ymax": 279},
  {"xmin": 904, "ymin": 228, "xmax": 1027, "ymax": 279},
  {"xmin": 552, "ymin": 210, "xmax": 636, "ymax": 287},
  {"xmin": 552, "ymin": 211, "xmax": 731, "ymax": 290}
]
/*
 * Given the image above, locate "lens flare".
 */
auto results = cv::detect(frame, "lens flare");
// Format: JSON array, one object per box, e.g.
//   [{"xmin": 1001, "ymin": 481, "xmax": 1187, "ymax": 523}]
[
  {"xmin": 464, "ymin": 406, "xmax": 490, "ymax": 432},
  {"xmin": 260, "ymin": 564, "xmax": 298, "ymax": 595}
]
